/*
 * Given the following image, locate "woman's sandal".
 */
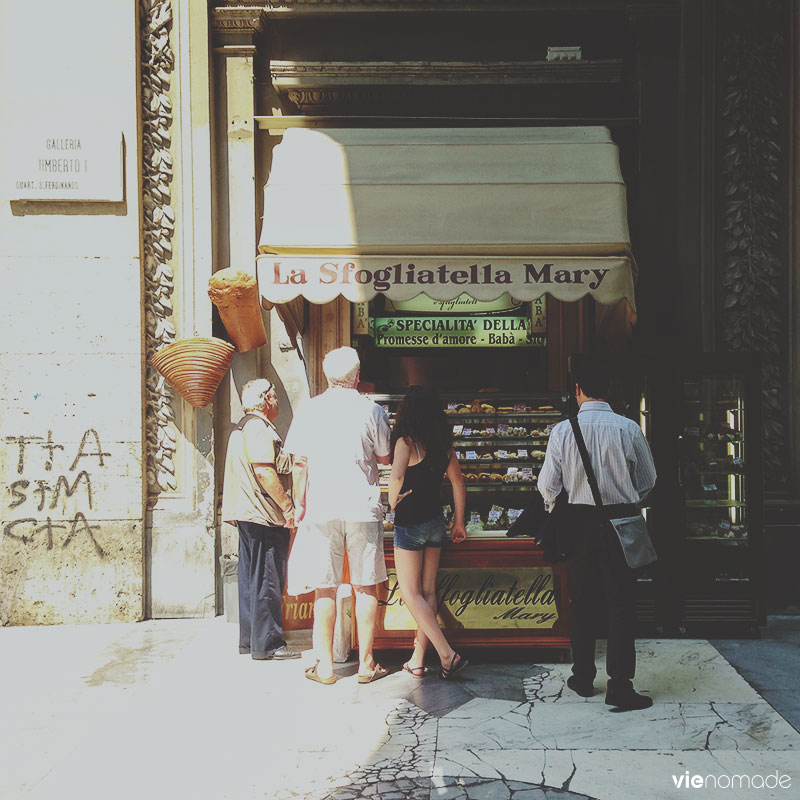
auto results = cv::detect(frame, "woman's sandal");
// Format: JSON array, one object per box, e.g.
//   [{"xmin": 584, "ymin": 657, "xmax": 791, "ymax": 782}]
[
  {"xmin": 401, "ymin": 661, "xmax": 427, "ymax": 679},
  {"xmin": 357, "ymin": 663, "xmax": 390, "ymax": 684},
  {"xmin": 440, "ymin": 652, "xmax": 469, "ymax": 680},
  {"xmin": 305, "ymin": 661, "xmax": 336, "ymax": 685}
]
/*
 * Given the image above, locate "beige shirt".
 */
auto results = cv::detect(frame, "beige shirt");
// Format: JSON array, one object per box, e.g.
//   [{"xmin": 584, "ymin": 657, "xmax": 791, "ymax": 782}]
[{"xmin": 221, "ymin": 413, "xmax": 291, "ymax": 528}]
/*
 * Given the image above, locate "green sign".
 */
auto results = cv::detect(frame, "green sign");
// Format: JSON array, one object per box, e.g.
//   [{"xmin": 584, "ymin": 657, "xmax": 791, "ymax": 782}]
[{"xmin": 370, "ymin": 315, "xmax": 546, "ymax": 348}]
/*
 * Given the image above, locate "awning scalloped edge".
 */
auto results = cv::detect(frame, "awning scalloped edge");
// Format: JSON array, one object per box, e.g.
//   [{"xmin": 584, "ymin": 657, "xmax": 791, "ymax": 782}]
[{"xmin": 255, "ymin": 254, "xmax": 637, "ymax": 313}]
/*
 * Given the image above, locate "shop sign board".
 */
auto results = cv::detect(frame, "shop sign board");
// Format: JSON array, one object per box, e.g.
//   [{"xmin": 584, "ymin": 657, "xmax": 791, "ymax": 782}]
[
  {"xmin": 370, "ymin": 315, "xmax": 545, "ymax": 348},
  {"xmin": 283, "ymin": 590, "xmax": 315, "ymax": 631},
  {"xmin": 386, "ymin": 292, "xmax": 523, "ymax": 314},
  {"xmin": 353, "ymin": 301, "xmax": 370, "ymax": 334},
  {"xmin": 7, "ymin": 129, "xmax": 124, "ymax": 202},
  {"xmin": 256, "ymin": 254, "xmax": 636, "ymax": 311},
  {"xmin": 380, "ymin": 567, "xmax": 559, "ymax": 630}
]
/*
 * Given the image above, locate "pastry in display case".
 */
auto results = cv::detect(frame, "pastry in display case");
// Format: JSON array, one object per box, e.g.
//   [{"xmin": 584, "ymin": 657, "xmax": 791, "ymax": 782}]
[
  {"xmin": 678, "ymin": 365, "xmax": 762, "ymax": 632},
  {"xmin": 373, "ymin": 393, "xmax": 565, "ymax": 538},
  {"xmin": 682, "ymin": 376, "xmax": 748, "ymax": 546}
]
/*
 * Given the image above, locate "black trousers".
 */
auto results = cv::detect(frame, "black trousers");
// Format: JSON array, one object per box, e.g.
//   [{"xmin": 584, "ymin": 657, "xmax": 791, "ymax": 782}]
[
  {"xmin": 565, "ymin": 506, "xmax": 636, "ymax": 690},
  {"xmin": 237, "ymin": 521, "xmax": 290, "ymax": 659}
]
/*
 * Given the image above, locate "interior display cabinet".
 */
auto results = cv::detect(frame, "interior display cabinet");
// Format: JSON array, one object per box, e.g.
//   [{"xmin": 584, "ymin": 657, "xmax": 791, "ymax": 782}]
[{"xmin": 370, "ymin": 393, "xmax": 572, "ymax": 654}]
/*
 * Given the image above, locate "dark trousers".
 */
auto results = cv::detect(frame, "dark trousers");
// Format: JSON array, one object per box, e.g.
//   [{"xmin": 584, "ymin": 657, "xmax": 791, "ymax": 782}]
[
  {"xmin": 566, "ymin": 506, "xmax": 636, "ymax": 690},
  {"xmin": 237, "ymin": 521, "xmax": 290, "ymax": 659}
]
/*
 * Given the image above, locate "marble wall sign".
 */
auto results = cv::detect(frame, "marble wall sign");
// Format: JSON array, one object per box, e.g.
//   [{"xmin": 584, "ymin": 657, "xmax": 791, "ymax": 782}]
[{"xmin": 8, "ymin": 130, "xmax": 124, "ymax": 201}]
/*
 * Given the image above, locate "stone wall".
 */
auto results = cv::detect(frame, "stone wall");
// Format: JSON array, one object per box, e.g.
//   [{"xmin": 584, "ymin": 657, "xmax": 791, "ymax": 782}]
[{"xmin": 0, "ymin": 1, "xmax": 144, "ymax": 623}]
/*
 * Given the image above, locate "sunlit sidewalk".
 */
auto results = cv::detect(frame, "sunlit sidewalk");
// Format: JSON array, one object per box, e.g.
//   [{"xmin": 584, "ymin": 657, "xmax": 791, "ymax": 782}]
[{"xmin": 1, "ymin": 618, "xmax": 798, "ymax": 800}]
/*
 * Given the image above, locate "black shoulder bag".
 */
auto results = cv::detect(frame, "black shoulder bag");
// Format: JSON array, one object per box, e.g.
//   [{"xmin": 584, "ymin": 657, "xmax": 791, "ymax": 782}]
[{"xmin": 509, "ymin": 418, "xmax": 577, "ymax": 563}]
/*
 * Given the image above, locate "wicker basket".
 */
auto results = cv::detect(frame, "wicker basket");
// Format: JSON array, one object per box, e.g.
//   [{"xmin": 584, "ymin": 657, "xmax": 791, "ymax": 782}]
[
  {"xmin": 151, "ymin": 337, "xmax": 236, "ymax": 408},
  {"xmin": 208, "ymin": 269, "xmax": 267, "ymax": 352}
]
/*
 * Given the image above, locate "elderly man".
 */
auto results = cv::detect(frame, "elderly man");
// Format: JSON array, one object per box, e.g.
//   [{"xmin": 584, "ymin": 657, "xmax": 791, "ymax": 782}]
[
  {"xmin": 538, "ymin": 361, "xmax": 657, "ymax": 711},
  {"xmin": 221, "ymin": 378, "xmax": 300, "ymax": 661},
  {"xmin": 285, "ymin": 347, "xmax": 391, "ymax": 685}
]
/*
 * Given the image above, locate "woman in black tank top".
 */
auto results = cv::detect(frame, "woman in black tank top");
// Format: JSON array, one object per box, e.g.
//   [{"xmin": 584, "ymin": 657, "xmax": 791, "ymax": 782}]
[{"xmin": 388, "ymin": 386, "xmax": 469, "ymax": 680}]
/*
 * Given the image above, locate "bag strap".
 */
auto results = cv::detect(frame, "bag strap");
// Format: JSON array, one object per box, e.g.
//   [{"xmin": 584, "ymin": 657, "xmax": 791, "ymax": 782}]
[
  {"xmin": 569, "ymin": 416, "xmax": 605, "ymax": 509},
  {"xmin": 236, "ymin": 412, "xmax": 264, "ymax": 432},
  {"xmin": 239, "ymin": 413, "xmax": 287, "ymax": 470}
]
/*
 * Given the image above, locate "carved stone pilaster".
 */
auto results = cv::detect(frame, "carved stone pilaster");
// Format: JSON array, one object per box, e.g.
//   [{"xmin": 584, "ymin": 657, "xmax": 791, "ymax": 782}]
[
  {"xmin": 716, "ymin": 0, "xmax": 790, "ymax": 490},
  {"xmin": 141, "ymin": 0, "xmax": 178, "ymax": 501}
]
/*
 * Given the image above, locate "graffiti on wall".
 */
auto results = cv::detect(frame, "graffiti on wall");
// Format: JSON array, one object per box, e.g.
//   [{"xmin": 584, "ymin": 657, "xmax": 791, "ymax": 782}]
[{"xmin": 2, "ymin": 429, "xmax": 110, "ymax": 556}]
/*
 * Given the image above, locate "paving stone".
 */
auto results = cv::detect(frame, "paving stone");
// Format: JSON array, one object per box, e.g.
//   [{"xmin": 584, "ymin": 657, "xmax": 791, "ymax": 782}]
[
  {"xmin": 511, "ymin": 790, "xmax": 548, "ymax": 800},
  {"xmin": 465, "ymin": 779, "xmax": 511, "ymax": 800},
  {"xmin": 431, "ymin": 781, "xmax": 469, "ymax": 800}
]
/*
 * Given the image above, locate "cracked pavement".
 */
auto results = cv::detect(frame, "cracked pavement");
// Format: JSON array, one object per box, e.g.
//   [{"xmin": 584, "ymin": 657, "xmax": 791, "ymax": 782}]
[{"xmin": 2, "ymin": 620, "xmax": 799, "ymax": 800}]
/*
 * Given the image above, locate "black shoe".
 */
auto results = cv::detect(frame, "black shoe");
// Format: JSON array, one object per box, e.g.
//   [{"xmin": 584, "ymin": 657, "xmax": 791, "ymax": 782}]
[
  {"xmin": 567, "ymin": 675, "xmax": 595, "ymax": 698},
  {"xmin": 605, "ymin": 686, "xmax": 653, "ymax": 711}
]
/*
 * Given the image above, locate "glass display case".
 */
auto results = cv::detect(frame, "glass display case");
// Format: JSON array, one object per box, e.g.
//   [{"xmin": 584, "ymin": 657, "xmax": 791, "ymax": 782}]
[
  {"xmin": 369, "ymin": 392, "xmax": 572, "ymax": 653},
  {"xmin": 371, "ymin": 394, "xmax": 564, "ymax": 538},
  {"xmin": 677, "ymin": 360, "xmax": 764, "ymax": 633},
  {"xmin": 681, "ymin": 376, "xmax": 748, "ymax": 545}
]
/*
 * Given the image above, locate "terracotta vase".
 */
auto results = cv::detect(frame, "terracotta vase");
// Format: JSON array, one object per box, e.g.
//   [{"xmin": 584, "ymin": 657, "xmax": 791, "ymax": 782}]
[
  {"xmin": 207, "ymin": 268, "xmax": 267, "ymax": 352},
  {"xmin": 151, "ymin": 337, "xmax": 236, "ymax": 409}
]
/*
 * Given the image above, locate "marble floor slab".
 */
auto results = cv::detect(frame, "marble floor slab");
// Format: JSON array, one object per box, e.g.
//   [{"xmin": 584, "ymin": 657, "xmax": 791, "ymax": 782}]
[
  {"xmin": 4, "ymin": 621, "xmax": 800, "ymax": 800},
  {"xmin": 256, "ymin": 639, "xmax": 800, "ymax": 800},
  {"xmin": 438, "ymin": 700, "xmax": 800, "ymax": 752},
  {"xmin": 439, "ymin": 749, "xmax": 800, "ymax": 800},
  {"xmin": 523, "ymin": 640, "xmax": 764, "ymax": 704}
]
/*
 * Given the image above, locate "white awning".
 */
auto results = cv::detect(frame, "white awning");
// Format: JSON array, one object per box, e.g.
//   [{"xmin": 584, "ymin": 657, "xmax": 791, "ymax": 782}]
[{"xmin": 256, "ymin": 127, "xmax": 637, "ymax": 311}]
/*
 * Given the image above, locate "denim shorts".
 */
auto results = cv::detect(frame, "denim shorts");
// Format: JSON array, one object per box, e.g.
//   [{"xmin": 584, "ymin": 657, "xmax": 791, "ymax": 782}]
[{"xmin": 393, "ymin": 514, "xmax": 447, "ymax": 551}]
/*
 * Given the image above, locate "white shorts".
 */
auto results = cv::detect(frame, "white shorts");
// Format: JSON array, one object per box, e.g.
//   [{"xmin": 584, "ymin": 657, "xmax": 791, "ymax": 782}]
[{"xmin": 287, "ymin": 519, "xmax": 387, "ymax": 596}]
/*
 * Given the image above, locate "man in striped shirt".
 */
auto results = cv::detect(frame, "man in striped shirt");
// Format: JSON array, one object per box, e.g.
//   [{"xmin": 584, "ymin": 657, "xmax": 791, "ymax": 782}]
[{"xmin": 539, "ymin": 362, "xmax": 657, "ymax": 711}]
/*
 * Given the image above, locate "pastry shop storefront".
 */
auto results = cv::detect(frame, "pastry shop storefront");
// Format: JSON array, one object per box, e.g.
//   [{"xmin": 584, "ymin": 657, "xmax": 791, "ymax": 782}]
[{"xmin": 258, "ymin": 126, "xmax": 638, "ymax": 651}]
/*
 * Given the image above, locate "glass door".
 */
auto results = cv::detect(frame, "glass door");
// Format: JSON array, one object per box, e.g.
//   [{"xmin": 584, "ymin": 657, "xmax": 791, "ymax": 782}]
[
  {"xmin": 678, "ymin": 365, "xmax": 762, "ymax": 632},
  {"xmin": 682, "ymin": 375, "xmax": 748, "ymax": 549}
]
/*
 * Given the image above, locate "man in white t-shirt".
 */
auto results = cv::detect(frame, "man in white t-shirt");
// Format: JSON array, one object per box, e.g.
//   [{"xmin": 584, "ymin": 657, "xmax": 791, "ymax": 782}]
[{"xmin": 284, "ymin": 347, "xmax": 391, "ymax": 685}]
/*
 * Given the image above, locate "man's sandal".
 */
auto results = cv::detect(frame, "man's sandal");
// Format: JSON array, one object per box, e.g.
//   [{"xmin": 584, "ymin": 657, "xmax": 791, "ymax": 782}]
[
  {"xmin": 440, "ymin": 652, "xmax": 469, "ymax": 680},
  {"xmin": 305, "ymin": 661, "xmax": 336, "ymax": 685},
  {"xmin": 357, "ymin": 663, "xmax": 389, "ymax": 684},
  {"xmin": 401, "ymin": 661, "xmax": 427, "ymax": 679}
]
